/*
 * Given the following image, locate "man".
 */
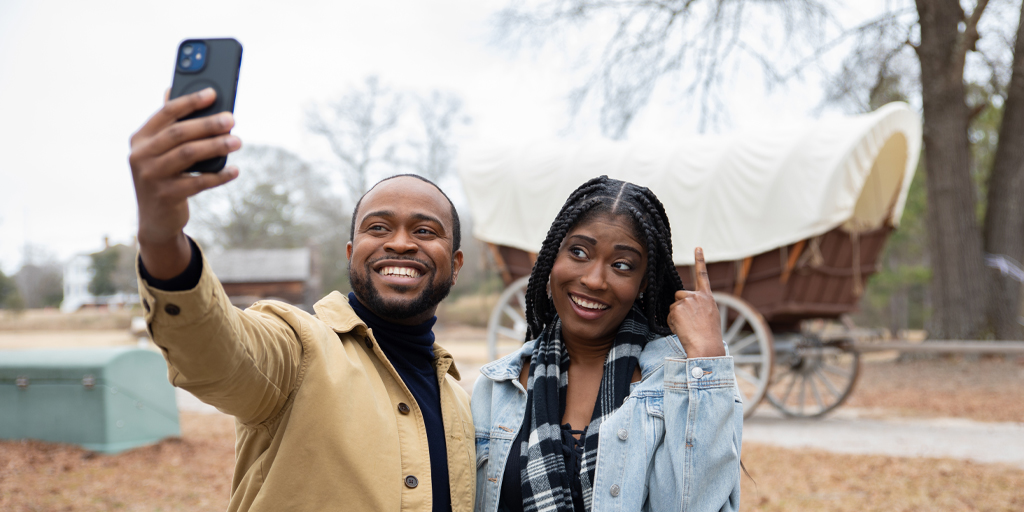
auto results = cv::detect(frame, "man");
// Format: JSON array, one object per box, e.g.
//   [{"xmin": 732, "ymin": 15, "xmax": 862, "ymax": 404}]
[{"xmin": 129, "ymin": 88, "xmax": 474, "ymax": 511}]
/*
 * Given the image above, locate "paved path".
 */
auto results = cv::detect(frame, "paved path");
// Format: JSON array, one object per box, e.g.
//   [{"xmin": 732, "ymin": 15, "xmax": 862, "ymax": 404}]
[
  {"xmin": 743, "ymin": 407, "xmax": 1024, "ymax": 469},
  {"xmin": 177, "ymin": 371, "xmax": 1024, "ymax": 470}
]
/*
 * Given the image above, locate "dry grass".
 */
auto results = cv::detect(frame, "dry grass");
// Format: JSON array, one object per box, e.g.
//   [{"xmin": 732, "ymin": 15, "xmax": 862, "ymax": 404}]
[
  {"xmin": 0, "ymin": 413, "xmax": 235, "ymax": 512},
  {"xmin": 436, "ymin": 293, "xmax": 500, "ymax": 328},
  {"xmin": 740, "ymin": 443, "xmax": 1024, "ymax": 511},
  {"xmin": 847, "ymin": 356, "xmax": 1024, "ymax": 423},
  {"xmin": 0, "ymin": 309, "xmax": 136, "ymax": 332},
  {"xmin": 2, "ymin": 413, "xmax": 1023, "ymax": 511}
]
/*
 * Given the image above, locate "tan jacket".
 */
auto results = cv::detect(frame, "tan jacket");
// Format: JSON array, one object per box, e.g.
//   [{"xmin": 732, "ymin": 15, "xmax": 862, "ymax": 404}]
[{"xmin": 137, "ymin": 252, "xmax": 475, "ymax": 512}]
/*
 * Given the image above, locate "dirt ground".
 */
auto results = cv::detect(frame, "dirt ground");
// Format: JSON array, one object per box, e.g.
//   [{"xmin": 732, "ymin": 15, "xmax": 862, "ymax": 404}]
[
  {"xmin": 845, "ymin": 355, "xmax": 1024, "ymax": 423},
  {"xmin": 3, "ymin": 411, "xmax": 1023, "ymax": 512},
  {"xmin": 3, "ymin": 319, "xmax": 1024, "ymax": 510}
]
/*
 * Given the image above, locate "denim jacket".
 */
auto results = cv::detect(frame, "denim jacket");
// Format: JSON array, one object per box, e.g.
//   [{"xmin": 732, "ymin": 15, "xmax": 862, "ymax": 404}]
[{"xmin": 472, "ymin": 335, "xmax": 742, "ymax": 512}]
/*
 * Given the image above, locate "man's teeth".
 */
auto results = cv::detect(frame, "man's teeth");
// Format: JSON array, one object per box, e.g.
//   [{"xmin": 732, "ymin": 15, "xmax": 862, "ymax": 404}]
[
  {"xmin": 570, "ymin": 294, "xmax": 608, "ymax": 310},
  {"xmin": 379, "ymin": 266, "xmax": 421, "ymax": 278}
]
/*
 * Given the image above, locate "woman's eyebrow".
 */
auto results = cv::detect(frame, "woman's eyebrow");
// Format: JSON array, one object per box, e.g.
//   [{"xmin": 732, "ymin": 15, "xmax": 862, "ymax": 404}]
[
  {"xmin": 568, "ymin": 234, "xmax": 597, "ymax": 244},
  {"xmin": 614, "ymin": 244, "xmax": 643, "ymax": 257}
]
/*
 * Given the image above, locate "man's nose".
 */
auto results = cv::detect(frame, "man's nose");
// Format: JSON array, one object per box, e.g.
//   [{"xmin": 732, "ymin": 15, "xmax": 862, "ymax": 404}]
[{"xmin": 383, "ymin": 229, "xmax": 418, "ymax": 254}]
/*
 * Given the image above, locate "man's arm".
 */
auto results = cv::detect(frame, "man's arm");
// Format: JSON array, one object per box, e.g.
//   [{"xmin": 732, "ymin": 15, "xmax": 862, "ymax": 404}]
[
  {"xmin": 130, "ymin": 89, "xmax": 303, "ymax": 425},
  {"xmin": 129, "ymin": 87, "xmax": 240, "ymax": 279}
]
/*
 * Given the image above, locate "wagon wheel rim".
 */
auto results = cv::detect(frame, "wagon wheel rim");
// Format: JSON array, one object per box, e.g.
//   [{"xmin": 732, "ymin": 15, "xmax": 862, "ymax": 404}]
[
  {"xmin": 486, "ymin": 276, "xmax": 532, "ymax": 361},
  {"xmin": 712, "ymin": 292, "xmax": 774, "ymax": 419},
  {"xmin": 765, "ymin": 331, "xmax": 860, "ymax": 418}
]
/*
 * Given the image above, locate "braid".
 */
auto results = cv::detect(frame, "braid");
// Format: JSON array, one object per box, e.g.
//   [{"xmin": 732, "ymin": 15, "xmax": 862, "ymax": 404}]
[
  {"xmin": 523, "ymin": 175, "xmax": 686, "ymax": 340},
  {"xmin": 525, "ymin": 197, "xmax": 603, "ymax": 339}
]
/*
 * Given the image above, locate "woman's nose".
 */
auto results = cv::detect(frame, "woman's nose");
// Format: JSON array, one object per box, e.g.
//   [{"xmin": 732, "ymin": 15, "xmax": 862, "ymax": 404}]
[{"xmin": 579, "ymin": 263, "xmax": 608, "ymax": 291}]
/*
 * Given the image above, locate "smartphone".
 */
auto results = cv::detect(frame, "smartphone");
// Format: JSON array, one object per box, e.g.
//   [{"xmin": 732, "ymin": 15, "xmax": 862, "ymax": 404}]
[{"xmin": 169, "ymin": 38, "xmax": 243, "ymax": 173}]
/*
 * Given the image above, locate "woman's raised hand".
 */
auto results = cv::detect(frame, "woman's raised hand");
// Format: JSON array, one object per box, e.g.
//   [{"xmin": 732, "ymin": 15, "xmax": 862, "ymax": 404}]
[{"xmin": 667, "ymin": 247, "xmax": 727, "ymax": 358}]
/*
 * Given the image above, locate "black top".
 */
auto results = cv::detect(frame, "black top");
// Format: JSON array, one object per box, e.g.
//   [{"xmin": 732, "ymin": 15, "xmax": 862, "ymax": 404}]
[
  {"xmin": 498, "ymin": 421, "xmax": 587, "ymax": 512},
  {"xmin": 140, "ymin": 240, "xmax": 452, "ymax": 512},
  {"xmin": 348, "ymin": 293, "xmax": 453, "ymax": 512}
]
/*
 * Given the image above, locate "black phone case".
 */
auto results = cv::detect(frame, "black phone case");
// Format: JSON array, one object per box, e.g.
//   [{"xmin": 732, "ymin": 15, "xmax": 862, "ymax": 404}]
[{"xmin": 169, "ymin": 38, "xmax": 243, "ymax": 173}]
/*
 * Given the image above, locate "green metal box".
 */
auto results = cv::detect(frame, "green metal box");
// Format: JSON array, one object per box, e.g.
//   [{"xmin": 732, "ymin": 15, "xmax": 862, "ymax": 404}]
[{"xmin": 0, "ymin": 347, "xmax": 180, "ymax": 453}]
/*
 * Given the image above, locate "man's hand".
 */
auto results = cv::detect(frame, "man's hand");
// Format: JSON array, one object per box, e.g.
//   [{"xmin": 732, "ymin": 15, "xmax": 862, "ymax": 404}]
[
  {"xmin": 129, "ymin": 88, "xmax": 241, "ymax": 279},
  {"xmin": 667, "ymin": 247, "xmax": 727, "ymax": 358}
]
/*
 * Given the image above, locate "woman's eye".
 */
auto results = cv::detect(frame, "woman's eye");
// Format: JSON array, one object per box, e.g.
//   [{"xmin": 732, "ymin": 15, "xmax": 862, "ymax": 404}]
[
  {"xmin": 613, "ymin": 261, "xmax": 634, "ymax": 271},
  {"xmin": 569, "ymin": 247, "xmax": 587, "ymax": 259}
]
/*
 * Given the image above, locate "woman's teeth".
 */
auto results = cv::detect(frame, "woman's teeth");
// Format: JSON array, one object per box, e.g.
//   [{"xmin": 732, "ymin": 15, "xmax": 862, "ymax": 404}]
[
  {"xmin": 379, "ymin": 266, "xmax": 421, "ymax": 278},
  {"xmin": 570, "ymin": 294, "xmax": 608, "ymax": 310}
]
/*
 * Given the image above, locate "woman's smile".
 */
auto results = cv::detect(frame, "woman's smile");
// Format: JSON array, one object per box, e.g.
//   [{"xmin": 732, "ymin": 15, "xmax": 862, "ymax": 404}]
[{"xmin": 549, "ymin": 212, "xmax": 647, "ymax": 347}]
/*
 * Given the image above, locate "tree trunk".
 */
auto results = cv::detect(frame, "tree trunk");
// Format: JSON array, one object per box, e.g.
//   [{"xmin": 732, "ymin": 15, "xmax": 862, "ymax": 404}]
[
  {"xmin": 914, "ymin": 0, "xmax": 988, "ymax": 339},
  {"xmin": 983, "ymin": 2, "xmax": 1024, "ymax": 340}
]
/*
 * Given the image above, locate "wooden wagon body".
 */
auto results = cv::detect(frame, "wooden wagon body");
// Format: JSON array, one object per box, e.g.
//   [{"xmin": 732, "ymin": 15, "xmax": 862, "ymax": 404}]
[{"xmin": 459, "ymin": 103, "xmax": 921, "ymax": 418}]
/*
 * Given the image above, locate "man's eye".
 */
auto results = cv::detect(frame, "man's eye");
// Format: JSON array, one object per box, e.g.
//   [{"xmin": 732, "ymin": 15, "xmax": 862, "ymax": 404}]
[{"xmin": 415, "ymin": 228, "xmax": 437, "ymax": 236}]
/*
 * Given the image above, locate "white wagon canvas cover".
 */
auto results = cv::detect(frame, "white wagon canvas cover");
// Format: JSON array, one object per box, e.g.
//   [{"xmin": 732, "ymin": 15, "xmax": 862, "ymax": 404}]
[{"xmin": 458, "ymin": 102, "xmax": 922, "ymax": 266}]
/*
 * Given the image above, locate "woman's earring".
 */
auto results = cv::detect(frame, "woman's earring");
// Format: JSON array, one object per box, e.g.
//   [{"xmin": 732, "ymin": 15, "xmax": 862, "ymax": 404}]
[{"xmin": 638, "ymin": 292, "xmax": 644, "ymax": 300}]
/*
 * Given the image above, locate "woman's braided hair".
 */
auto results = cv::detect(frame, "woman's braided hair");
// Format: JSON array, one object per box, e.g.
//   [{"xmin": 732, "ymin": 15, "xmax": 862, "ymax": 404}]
[{"xmin": 524, "ymin": 176, "xmax": 685, "ymax": 340}]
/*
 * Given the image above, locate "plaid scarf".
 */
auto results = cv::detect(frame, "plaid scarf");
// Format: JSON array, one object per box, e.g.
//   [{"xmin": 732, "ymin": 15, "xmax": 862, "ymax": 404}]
[{"xmin": 520, "ymin": 306, "xmax": 653, "ymax": 512}]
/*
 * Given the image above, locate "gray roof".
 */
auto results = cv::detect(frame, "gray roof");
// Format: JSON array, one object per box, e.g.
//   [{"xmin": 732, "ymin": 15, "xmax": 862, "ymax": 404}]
[{"xmin": 208, "ymin": 248, "xmax": 311, "ymax": 283}]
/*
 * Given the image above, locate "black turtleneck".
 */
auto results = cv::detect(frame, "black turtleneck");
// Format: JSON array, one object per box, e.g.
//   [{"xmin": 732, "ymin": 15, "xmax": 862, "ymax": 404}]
[{"xmin": 348, "ymin": 293, "xmax": 452, "ymax": 512}]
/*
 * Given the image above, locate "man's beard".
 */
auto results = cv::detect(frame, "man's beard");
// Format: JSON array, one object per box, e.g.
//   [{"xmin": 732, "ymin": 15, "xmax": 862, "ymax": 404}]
[{"xmin": 348, "ymin": 260, "xmax": 455, "ymax": 322}]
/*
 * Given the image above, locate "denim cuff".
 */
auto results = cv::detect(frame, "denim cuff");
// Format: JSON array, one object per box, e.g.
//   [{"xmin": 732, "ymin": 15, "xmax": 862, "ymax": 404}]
[{"xmin": 663, "ymin": 356, "xmax": 735, "ymax": 391}]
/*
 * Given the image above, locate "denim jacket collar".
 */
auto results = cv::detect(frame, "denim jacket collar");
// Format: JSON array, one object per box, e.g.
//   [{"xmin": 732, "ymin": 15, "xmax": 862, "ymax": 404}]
[{"xmin": 480, "ymin": 334, "xmax": 687, "ymax": 384}]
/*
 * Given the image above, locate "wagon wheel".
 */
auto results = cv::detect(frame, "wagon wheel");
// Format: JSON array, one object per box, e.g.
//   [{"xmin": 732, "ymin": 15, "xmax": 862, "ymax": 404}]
[
  {"xmin": 486, "ymin": 276, "xmax": 531, "ymax": 361},
  {"xmin": 765, "ymin": 327, "xmax": 860, "ymax": 418},
  {"xmin": 712, "ymin": 293, "xmax": 774, "ymax": 419}
]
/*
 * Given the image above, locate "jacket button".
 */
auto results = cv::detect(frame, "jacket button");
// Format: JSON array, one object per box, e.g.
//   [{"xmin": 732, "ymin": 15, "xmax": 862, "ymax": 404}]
[
  {"xmin": 610, "ymin": 484, "xmax": 620, "ymax": 497},
  {"xmin": 405, "ymin": 475, "xmax": 418, "ymax": 488},
  {"xmin": 164, "ymin": 304, "xmax": 181, "ymax": 316},
  {"xmin": 617, "ymin": 428, "xmax": 628, "ymax": 441},
  {"xmin": 398, "ymin": 403, "xmax": 411, "ymax": 414}
]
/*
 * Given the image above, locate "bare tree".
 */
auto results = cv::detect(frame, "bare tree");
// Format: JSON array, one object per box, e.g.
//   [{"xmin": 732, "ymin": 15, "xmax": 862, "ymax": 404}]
[
  {"xmin": 496, "ymin": 0, "xmax": 1024, "ymax": 339},
  {"xmin": 189, "ymin": 144, "xmax": 353, "ymax": 295},
  {"xmin": 407, "ymin": 91, "xmax": 470, "ymax": 183},
  {"xmin": 495, "ymin": 0, "xmax": 839, "ymax": 136},
  {"xmin": 307, "ymin": 76, "xmax": 405, "ymax": 204}
]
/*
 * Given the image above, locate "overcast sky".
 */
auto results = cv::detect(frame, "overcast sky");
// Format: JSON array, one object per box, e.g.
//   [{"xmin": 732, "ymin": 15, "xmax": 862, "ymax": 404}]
[{"xmin": 0, "ymin": 0, "xmax": 873, "ymax": 274}]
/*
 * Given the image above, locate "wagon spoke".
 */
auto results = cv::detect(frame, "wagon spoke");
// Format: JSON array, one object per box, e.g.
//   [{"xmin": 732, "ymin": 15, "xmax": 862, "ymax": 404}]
[
  {"xmin": 735, "ymin": 367, "xmax": 761, "ymax": 386},
  {"xmin": 813, "ymin": 367, "xmax": 842, "ymax": 399},
  {"xmin": 807, "ymin": 373, "xmax": 825, "ymax": 411},
  {"xmin": 779, "ymin": 371, "xmax": 799, "ymax": 405},
  {"xmin": 719, "ymin": 305, "xmax": 728, "ymax": 334},
  {"xmin": 798, "ymin": 374, "xmax": 808, "ymax": 415},
  {"xmin": 729, "ymin": 333, "xmax": 759, "ymax": 354},
  {"xmin": 503, "ymin": 304, "xmax": 526, "ymax": 325},
  {"xmin": 497, "ymin": 326, "xmax": 523, "ymax": 340},
  {"xmin": 724, "ymin": 316, "xmax": 747, "ymax": 344},
  {"xmin": 733, "ymin": 355, "xmax": 764, "ymax": 365},
  {"xmin": 515, "ymin": 290, "xmax": 527, "ymax": 311},
  {"xmin": 822, "ymin": 363, "xmax": 852, "ymax": 379}
]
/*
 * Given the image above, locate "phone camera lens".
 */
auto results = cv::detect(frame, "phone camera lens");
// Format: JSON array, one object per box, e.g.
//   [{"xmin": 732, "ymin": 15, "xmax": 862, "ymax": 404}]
[
  {"xmin": 182, "ymin": 45, "xmax": 194, "ymax": 56},
  {"xmin": 182, "ymin": 57, "xmax": 192, "ymax": 68}
]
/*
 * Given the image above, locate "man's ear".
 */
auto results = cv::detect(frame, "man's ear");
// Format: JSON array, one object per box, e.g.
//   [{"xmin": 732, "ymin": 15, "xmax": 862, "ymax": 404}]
[
  {"xmin": 451, "ymin": 250, "xmax": 464, "ymax": 285},
  {"xmin": 346, "ymin": 241, "xmax": 353, "ymax": 261}
]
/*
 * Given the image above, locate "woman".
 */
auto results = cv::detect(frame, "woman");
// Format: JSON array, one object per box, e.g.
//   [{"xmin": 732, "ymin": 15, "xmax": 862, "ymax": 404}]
[{"xmin": 473, "ymin": 176, "xmax": 742, "ymax": 512}]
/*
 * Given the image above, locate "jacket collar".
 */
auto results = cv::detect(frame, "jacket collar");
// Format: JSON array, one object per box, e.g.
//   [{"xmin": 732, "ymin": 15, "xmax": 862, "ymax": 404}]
[
  {"xmin": 480, "ymin": 335, "xmax": 685, "ymax": 382},
  {"xmin": 313, "ymin": 291, "xmax": 461, "ymax": 380}
]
